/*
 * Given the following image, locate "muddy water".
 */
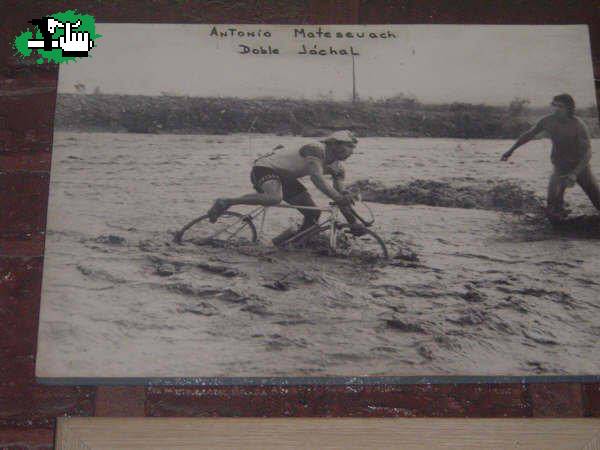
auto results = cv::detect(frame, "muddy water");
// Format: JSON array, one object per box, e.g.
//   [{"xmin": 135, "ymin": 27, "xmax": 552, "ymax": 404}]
[{"xmin": 37, "ymin": 132, "xmax": 600, "ymax": 378}]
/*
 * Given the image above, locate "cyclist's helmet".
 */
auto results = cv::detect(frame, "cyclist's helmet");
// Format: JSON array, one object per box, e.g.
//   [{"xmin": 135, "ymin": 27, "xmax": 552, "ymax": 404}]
[{"xmin": 321, "ymin": 130, "xmax": 358, "ymax": 146}]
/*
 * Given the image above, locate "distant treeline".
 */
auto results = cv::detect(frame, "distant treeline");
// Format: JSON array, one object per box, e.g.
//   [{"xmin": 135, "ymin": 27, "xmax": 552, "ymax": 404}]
[{"xmin": 55, "ymin": 94, "xmax": 599, "ymax": 139}]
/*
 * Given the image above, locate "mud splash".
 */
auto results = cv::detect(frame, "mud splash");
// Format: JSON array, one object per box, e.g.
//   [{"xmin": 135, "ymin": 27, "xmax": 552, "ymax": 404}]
[
  {"xmin": 194, "ymin": 233, "xmax": 396, "ymax": 265},
  {"xmin": 349, "ymin": 178, "xmax": 544, "ymax": 213}
]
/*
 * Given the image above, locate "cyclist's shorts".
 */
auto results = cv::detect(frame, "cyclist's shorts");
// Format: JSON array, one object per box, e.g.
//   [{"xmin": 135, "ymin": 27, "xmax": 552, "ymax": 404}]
[{"xmin": 250, "ymin": 166, "xmax": 307, "ymax": 201}]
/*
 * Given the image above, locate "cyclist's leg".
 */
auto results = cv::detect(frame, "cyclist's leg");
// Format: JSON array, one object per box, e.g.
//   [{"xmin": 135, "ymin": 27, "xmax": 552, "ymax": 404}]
[
  {"xmin": 208, "ymin": 169, "xmax": 283, "ymax": 222},
  {"xmin": 283, "ymin": 180, "xmax": 320, "ymax": 231},
  {"xmin": 272, "ymin": 180, "xmax": 321, "ymax": 247},
  {"xmin": 222, "ymin": 180, "xmax": 283, "ymax": 207}
]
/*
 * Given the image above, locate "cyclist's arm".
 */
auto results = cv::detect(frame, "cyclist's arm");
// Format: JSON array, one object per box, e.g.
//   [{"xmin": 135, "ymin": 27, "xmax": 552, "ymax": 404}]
[
  {"xmin": 333, "ymin": 176, "xmax": 345, "ymax": 193},
  {"xmin": 327, "ymin": 163, "xmax": 346, "ymax": 192},
  {"xmin": 317, "ymin": 162, "xmax": 357, "ymax": 224},
  {"xmin": 307, "ymin": 159, "xmax": 343, "ymax": 202}
]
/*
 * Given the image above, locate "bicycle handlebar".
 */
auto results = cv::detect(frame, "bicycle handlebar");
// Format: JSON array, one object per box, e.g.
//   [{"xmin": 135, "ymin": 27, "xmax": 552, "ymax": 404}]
[{"xmin": 328, "ymin": 201, "xmax": 375, "ymax": 227}]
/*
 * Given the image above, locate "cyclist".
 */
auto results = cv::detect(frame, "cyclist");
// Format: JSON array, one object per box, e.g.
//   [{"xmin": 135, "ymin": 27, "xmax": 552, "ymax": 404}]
[
  {"xmin": 206, "ymin": 130, "xmax": 367, "ymax": 245},
  {"xmin": 501, "ymin": 94, "xmax": 599, "ymax": 222}
]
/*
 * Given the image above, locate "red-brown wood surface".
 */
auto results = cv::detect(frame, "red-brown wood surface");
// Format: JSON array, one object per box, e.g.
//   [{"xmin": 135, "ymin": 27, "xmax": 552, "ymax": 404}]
[{"xmin": 1, "ymin": 1, "xmax": 599, "ymax": 448}]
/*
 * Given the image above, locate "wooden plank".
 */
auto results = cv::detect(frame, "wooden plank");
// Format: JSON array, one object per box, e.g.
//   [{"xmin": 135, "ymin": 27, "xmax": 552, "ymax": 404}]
[
  {"xmin": 530, "ymin": 383, "xmax": 584, "ymax": 417},
  {"xmin": 0, "ymin": 172, "xmax": 49, "ymax": 238},
  {"xmin": 0, "ymin": 385, "xmax": 95, "ymax": 429},
  {"xmin": 358, "ymin": 0, "xmax": 600, "ymax": 24},
  {"xmin": 95, "ymin": 387, "xmax": 146, "ymax": 417},
  {"xmin": 0, "ymin": 151, "xmax": 52, "ymax": 172},
  {"xmin": 0, "ymin": 236, "xmax": 45, "ymax": 258},
  {"xmin": 56, "ymin": 417, "xmax": 600, "ymax": 449},
  {"xmin": 146, "ymin": 384, "xmax": 532, "ymax": 417},
  {"xmin": 0, "ymin": 257, "xmax": 43, "ymax": 383},
  {"xmin": 0, "ymin": 428, "xmax": 54, "ymax": 450},
  {"xmin": 309, "ymin": 0, "xmax": 360, "ymax": 23},
  {"xmin": 583, "ymin": 383, "xmax": 600, "ymax": 417}
]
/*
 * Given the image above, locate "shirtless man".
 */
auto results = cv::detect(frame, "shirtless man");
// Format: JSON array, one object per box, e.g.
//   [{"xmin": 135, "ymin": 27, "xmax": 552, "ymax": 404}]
[
  {"xmin": 206, "ymin": 130, "xmax": 367, "ymax": 244},
  {"xmin": 501, "ymin": 94, "xmax": 600, "ymax": 222}
]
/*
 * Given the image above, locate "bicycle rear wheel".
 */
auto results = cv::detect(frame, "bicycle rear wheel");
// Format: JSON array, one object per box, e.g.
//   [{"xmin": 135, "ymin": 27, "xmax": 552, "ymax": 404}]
[
  {"xmin": 174, "ymin": 212, "xmax": 258, "ymax": 245},
  {"xmin": 333, "ymin": 225, "xmax": 389, "ymax": 260}
]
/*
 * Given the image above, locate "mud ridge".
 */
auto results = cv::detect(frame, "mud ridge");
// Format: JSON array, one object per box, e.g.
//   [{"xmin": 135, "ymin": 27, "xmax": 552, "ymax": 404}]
[{"xmin": 349, "ymin": 178, "xmax": 543, "ymax": 213}]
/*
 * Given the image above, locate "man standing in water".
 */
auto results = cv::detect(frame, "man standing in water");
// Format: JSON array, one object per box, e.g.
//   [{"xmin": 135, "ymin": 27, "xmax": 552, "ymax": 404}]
[
  {"xmin": 501, "ymin": 94, "xmax": 600, "ymax": 222},
  {"xmin": 206, "ymin": 130, "xmax": 367, "ymax": 245}
]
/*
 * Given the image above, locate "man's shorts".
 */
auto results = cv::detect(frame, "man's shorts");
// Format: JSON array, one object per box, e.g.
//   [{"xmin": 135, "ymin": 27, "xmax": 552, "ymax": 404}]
[{"xmin": 250, "ymin": 166, "xmax": 307, "ymax": 202}]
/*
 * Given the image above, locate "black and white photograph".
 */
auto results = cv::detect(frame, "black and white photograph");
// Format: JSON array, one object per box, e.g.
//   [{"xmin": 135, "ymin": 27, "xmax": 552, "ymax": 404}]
[{"xmin": 36, "ymin": 24, "xmax": 599, "ymax": 381}]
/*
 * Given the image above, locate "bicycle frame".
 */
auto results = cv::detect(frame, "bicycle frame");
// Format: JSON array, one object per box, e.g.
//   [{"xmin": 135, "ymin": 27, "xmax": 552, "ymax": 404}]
[
  {"xmin": 177, "ymin": 200, "xmax": 387, "ymax": 258},
  {"xmin": 240, "ymin": 204, "xmax": 339, "ymax": 245}
]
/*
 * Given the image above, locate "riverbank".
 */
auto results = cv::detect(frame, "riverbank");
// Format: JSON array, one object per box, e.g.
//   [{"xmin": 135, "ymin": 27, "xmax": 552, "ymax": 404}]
[{"xmin": 55, "ymin": 93, "xmax": 600, "ymax": 138}]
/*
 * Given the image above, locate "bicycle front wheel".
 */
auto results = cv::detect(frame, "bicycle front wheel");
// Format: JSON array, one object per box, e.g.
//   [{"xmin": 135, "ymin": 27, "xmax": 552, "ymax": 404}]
[
  {"xmin": 174, "ymin": 212, "xmax": 258, "ymax": 245},
  {"xmin": 333, "ymin": 225, "xmax": 389, "ymax": 261}
]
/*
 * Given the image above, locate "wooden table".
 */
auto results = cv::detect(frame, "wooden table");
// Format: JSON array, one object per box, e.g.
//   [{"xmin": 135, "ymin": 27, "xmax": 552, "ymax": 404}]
[{"xmin": 1, "ymin": 1, "xmax": 599, "ymax": 448}]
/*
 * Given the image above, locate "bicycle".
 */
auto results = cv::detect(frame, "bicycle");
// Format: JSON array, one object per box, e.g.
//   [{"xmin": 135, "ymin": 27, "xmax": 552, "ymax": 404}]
[{"xmin": 173, "ymin": 199, "xmax": 389, "ymax": 260}]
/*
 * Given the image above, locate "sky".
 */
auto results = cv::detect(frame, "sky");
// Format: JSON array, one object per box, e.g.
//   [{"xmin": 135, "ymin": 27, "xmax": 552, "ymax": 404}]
[{"xmin": 58, "ymin": 24, "xmax": 597, "ymax": 107}]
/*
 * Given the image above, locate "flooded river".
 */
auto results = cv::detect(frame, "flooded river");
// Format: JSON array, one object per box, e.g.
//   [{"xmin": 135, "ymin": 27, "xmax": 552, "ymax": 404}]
[{"xmin": 37, "ymin": 132, "xmax": 600, "ymax": 379}]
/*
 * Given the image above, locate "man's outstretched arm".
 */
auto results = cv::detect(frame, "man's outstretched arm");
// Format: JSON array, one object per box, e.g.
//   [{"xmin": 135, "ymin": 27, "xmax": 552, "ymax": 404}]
[{"xmin": 501, "ymin": 120, "xmax": 545, "ymax": 161}]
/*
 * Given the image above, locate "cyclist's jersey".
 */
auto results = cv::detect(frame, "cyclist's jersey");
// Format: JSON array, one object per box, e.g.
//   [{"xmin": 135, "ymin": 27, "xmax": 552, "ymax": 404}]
[{"xmin": 253, "ymin": 142, "xmax": 344, "ymax": 180}]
